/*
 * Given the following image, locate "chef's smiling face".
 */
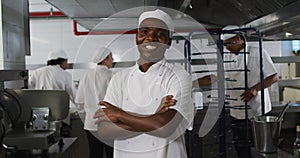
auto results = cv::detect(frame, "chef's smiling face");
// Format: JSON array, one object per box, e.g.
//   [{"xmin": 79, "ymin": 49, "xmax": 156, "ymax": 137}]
[{"xmin": 136, "ymin": 18, "xmax": 172, "ymax": 63}]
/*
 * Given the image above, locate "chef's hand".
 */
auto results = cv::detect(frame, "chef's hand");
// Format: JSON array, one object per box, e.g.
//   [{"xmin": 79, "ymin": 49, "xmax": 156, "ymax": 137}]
[
  {"xmin": 240, "ymin": 88, "xmax": 257, "ymax": 102},
  {"xmin": 157, "ymin": 95, "xmax": 177, "ymax": 114},
  {"xmin": 93, "ymin": 101, "xmax": 123, "ymax": 124}
]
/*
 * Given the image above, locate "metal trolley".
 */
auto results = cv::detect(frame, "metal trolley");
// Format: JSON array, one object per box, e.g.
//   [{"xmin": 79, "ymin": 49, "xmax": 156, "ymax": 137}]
[{"xmin": 184, "ymin": 27, "xmax": 265, "ymax": 158}]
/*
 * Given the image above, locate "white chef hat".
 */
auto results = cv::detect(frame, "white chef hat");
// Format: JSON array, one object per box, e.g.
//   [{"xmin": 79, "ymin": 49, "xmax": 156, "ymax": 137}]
[
  {"xmin": 221, "ymin": 25, "xmax": 240, "ymax": 40},
  {"xmin": 138, "ymin": 9, "xmax": 174, "ymax": 37},
  {"xmin": 92, "ymin": 47, "xmax": 111, "ymax": 64},
  {"xmin": 47, "ymin": 49, "xmax": 68, "ymax": 60}
]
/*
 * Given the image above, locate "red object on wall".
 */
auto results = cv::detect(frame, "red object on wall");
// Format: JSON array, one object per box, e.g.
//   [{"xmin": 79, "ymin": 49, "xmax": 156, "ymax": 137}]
[{"xmin": 29, "ymin": 11, "xmax": 65, "ymax": 17}]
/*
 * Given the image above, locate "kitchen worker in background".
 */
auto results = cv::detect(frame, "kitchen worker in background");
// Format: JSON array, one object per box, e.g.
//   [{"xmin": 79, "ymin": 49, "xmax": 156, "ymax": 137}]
[
  {"xmin": 28, "ymin": 49, "xmax": 77, "ymax": 136},
  {"xmin": 93, "ymin": 9, "xmax": 194, "ymax": 158},
  {"xmin": 75, "ymin": 47, "xmax": 114, "ymax": 158},
  {"xmin": 192, "ymin": 25, "xmax": 278, "ymax": 157},
  {"xmin": 222, "ymin": 25, "xmax": 278, "ymax": 157}
]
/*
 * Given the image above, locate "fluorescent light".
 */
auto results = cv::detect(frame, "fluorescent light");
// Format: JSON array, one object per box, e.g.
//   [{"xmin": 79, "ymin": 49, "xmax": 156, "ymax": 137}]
[
  {"xmin": 282, "ymin": 22, "xmax": 290, "ymax": 25},
  {"xmin": 285, "ymin": 32, "xmax": 293, "ymax": 37}
]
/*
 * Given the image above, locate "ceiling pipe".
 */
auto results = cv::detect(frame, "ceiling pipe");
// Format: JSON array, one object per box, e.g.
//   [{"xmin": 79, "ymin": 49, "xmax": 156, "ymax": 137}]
[{"xmin": 72, "ymin": 20, "xmax": 137, "ymax": 36}]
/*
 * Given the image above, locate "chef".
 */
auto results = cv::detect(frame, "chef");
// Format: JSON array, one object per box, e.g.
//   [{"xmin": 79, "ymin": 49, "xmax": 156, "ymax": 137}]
[
  {"xmin": 75, "ymin": 47, "xmax": 114, "ymax": 158},
  {"xmin": 222, "ymin": 25, "xmax": 278, "ymax": 157},
  {"xmin": 93, "ymin": 9, "xmax": 194, "ymax": 158}
]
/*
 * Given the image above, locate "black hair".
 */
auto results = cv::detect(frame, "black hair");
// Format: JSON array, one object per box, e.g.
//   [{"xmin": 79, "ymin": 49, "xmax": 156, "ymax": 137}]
[
  {"xmin": 97, "ymin": 54, "xmax": 110, "ymax": 65},
  {"xmin": 47, "ymin": 58, "xmax": 67, "ymax": 66}
]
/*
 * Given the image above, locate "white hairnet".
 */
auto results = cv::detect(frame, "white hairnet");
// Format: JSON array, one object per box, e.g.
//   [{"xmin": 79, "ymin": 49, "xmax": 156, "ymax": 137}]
[
  {"xmin": 47, "ymin": 50, "xmax": 68, "ymax": 60},
  {"xmin": 92, "ymin": 47, "xmax": 111, "ymax": 64},
  {"xmin": 221, "ymin": 25, "xmax": 240, "ymax": 40},
  {"xmin": 138, "ymin": 9, "xmax": 174, "ymax": 37}
]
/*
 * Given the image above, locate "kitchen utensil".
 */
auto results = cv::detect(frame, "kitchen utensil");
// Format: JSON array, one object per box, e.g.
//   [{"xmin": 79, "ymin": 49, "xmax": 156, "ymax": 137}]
[{"xmin": 276, "ymin": 102, "xmax": 290, "ymax": 122}]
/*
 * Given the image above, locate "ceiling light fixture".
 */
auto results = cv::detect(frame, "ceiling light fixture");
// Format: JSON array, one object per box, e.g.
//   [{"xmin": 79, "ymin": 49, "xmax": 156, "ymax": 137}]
[{"xmin": 285, "ymin": 32, "xmax": 293, "ymax": 37}]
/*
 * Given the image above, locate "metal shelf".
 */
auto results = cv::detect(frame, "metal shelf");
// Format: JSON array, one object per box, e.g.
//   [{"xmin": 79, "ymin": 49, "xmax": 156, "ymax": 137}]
[
  {"xmin": 278, "ymin": 79, "xmax": 300, "ymax": 89},
  {"xmin": 271, "ymin": 56, "xmax": 300, "ymax": 63}
]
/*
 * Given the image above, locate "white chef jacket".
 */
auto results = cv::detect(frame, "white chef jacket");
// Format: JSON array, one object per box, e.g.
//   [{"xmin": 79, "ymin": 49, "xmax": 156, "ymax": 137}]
[
  {"xmin": 28, "ymin": 65, "xmax": 76, "ymax": 103},
  {"xmin": 224, "ymin": 46, "xmax": 277, "ymax": 119},
  {"xmin": 104, "ymin": 58, "xmax": 194, "ymax": 158},
  {"xmin": 75, "ymin": 65, "xmax": 112, "ymax": 131}
]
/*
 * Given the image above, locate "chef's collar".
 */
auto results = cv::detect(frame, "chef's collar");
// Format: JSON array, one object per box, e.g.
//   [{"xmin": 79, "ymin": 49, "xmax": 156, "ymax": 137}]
[{"xmin": 136, "ymin": 58, "xmax": 166, "ymax": 72}]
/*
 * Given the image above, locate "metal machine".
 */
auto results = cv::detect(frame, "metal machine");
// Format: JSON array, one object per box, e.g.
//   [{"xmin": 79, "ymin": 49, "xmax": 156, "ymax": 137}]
[{"xmin": 0, "ymin": 89, "xmax": 75, "ymax": 157}]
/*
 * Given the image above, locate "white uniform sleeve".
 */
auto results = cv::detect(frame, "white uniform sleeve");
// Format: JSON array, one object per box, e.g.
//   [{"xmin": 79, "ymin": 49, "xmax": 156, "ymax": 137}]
[
  {"xmin": 249, "ymin": 46, "xmax": 277, "ymax": 78},
  {"xmin": 75, "ymin": 76, "xmax": 85, "ymax": 104},
  {"xmin": 103, "ymin": 72, "xmax": 123, "ymax": 107},
  {"xmin": 262, "ymin": 49, "xmax": 277, "ymax": 77},
  {"xmin": 64, "ymin": 72, "xmax": 77, "ymax": 105},
  {"xmin": 167, "ymin": 69, "xmax": 194, "ymax": 127},
  {"xmin": 28, "ymin": 71, "xmax": 36, "ymax": 89}
]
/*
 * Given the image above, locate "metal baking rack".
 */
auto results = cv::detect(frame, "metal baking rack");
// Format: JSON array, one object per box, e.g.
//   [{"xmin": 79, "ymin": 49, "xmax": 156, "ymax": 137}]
[{"xmin": 184, "ymin": 27, "xmax": 265, "ymax": 158}]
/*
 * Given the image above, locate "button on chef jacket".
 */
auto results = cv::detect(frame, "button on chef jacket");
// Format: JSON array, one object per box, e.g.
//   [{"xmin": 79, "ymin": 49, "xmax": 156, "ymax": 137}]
[
  {"xmin": 224, "ymin": 46, "xmax": 277, "ymax": 119},
  {"xmin": 75, "ymin": 65, "xmax": 112, "ymax": 131},
  {"xmin": 104, "ymin": 58, "xmax": 194, "ymax": 158}
]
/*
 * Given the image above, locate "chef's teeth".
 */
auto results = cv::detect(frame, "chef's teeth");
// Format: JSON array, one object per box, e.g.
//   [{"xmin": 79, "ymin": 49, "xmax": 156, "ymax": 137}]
[{"xmin": 146, "ymin": 45, "xmax": 156, "ymax": 49}]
